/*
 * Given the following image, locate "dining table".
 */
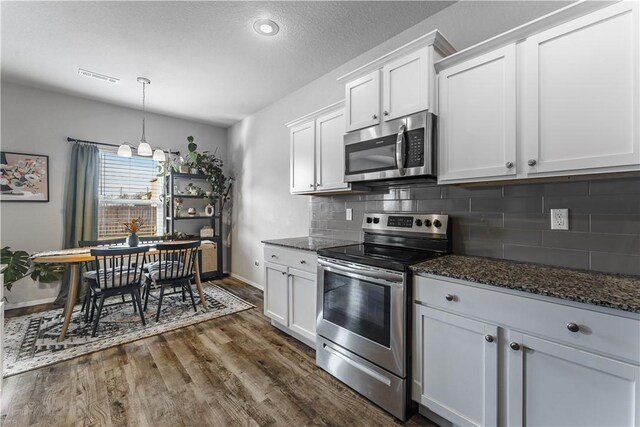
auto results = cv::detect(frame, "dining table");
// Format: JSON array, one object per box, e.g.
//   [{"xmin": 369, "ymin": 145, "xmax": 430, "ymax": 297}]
[{"xmin": 31, "ymin": 241, "xmax": 213, "ymax": 342}]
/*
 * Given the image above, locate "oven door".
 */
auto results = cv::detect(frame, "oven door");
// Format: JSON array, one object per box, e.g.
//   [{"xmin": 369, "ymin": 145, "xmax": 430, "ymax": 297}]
[{"xmin": 317, "ymin": 257, "xmax": 406, "ymax": 377}]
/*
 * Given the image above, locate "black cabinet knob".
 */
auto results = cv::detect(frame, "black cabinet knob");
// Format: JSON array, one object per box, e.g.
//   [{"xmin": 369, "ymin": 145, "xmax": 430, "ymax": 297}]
[
  {"xmin": 485, "ymin": 335, "xmax": 494, "ymax": 343},
  {"xmin": 567, "ymin": 323, "xmax": 580, "ymax": 333},
  {"xmin": 445, "ymin": 294, "xmax": 454, "ymax": 302},
  {"xmin": 510, "ymin": 342, "xmax": 520, "ymax": 351}
]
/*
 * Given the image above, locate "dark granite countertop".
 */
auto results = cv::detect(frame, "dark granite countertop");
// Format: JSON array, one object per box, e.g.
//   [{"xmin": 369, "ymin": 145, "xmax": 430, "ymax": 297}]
[
  {"xmin": 412, "ymin": 255, "xmax": 640, "ymax": 313},
  {"xmin": 262, "ymin": 236, "xmax": 358, "ymax": 252}
]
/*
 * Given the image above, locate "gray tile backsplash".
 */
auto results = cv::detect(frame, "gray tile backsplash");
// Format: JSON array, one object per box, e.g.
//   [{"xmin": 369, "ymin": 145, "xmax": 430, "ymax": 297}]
[{"xmin": 309, "ymin": 176, "xmax": 640, "ymax": 276}]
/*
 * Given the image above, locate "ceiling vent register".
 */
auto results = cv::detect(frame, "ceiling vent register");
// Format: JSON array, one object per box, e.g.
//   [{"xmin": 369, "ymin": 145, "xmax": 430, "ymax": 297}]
[{"xmin": 77, "ymin": 68, "xmax": 120, "ymax": 84}]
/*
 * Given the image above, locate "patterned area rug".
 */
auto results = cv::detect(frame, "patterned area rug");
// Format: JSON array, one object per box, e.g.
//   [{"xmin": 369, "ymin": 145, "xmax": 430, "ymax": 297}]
[{"xmin": 3, "ymin": 282, "xmax": 254, "ymax": 377}]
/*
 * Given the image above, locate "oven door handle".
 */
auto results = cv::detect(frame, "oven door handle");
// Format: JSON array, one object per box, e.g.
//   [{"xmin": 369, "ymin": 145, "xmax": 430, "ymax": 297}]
[
  {"xmin": 395, "ymin": 124, "xmax": 406, "ymax": 176},
  {"xmin": 319, "ymin": 260, "xmax": 403, "ymax": 286}
]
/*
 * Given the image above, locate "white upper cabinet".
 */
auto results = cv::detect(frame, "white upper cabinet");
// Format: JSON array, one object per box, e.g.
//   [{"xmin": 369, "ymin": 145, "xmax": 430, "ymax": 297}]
[
  {"xmin": 436, "ymin": 1, "xmax": 640, "ymax": 184},
  {"xmin": 523, "ymin": 1, "xmax": 640, "ymax": 175},
  {"xmin": 288, "ymin": 101, "xmax": 353, "ymax": 195},
  {"xmin": 316, "ymin": 108, "xmax": 348, "ymax": 191},
  {"xmin": 345, "ymin": 71, "xmax": 380, "ymax": 132},
  {"xmin": 383, "ymin": 47, "xmax": 432, "ymax": 121},
  {"xmin": 438, "ymin": 45, "xmax": 517, "ymax": 182},
  {"xmin": 289, "ymin": 120, "xmax": 316, "ymax": 193},
  {"xmin": 340, "ymin": 31, "xmax": 456, "ymax": 133}
]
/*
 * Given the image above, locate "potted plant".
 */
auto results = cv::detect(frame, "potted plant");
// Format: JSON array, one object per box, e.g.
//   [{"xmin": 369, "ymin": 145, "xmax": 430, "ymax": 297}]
[
  {"xmin": 186, "ymin": 136, "xmax": 227, "ymax": 198},
  {"xmin": 1, "ymin": 247, "xmax": 64, "ymax": 292},
  {"xmin": 123, "ymin": 217, "xmax": 144, "ymax": 247}
]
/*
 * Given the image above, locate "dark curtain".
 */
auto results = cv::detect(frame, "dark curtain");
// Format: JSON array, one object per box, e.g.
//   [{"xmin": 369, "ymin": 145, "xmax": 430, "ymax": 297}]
[{"xmin": 54, "ymin": 143, "xmax": 99, "ymax": 307}]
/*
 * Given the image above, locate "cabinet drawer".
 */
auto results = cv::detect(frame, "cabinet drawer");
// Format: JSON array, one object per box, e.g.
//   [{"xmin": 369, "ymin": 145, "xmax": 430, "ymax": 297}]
[
  {"xmin": 415, "ymin": 275, "xmax": 640, "ymax": 363},
  {"xmin": 264, "ymin": 245, "xmax": 317, "ymax": 273}
]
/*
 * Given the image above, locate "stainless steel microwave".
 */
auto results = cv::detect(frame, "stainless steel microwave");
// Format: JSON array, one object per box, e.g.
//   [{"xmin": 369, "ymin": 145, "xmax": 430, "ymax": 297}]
[{"xmin": 344, "ymin": 111, "xmax": 435, "ymax": 183}]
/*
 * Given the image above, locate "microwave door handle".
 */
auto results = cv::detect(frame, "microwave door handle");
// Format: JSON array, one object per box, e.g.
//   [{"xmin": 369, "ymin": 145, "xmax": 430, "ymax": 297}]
[{"xmin": 396, "ymin": 124, "xmax": 406, "ymax": 176}]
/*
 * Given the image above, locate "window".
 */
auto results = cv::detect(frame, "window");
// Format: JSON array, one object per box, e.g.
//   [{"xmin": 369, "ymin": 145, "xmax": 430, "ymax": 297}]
[{"xmin": 98, "ymin": 151, "xmax": 164, "ymax": 239}]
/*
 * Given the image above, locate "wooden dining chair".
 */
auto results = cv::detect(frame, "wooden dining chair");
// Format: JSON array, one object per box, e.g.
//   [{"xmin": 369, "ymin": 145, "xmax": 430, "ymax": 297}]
[
  {"xmin": 78, "ymin": 238, "xmax": 128, "ymax": 318},
  {"xmin": 143, "ymin": 240, "xmax": 200, "ymax": 322},
  {"xmin": 86, "ymin": 246, "xmax": 149, "ymax": 337},
  {"xmin": 138, "ymin": 235, "xmax": 167, "ymax": 265}
]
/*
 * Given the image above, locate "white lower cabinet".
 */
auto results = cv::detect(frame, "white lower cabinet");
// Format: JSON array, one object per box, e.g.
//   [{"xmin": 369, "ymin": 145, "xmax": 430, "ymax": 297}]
[
  {"xmin": 263, "ymin": 245, "xmax": 317, "ymax": 346},
  {"xmin": 413, "ymin": 275, "xmax": 640, "ymax": 427},
  {"xmin": 415, "ymin": 304, "xmax": 498, "ymax": 427},
  {"xmin": 507, "ymin": 331, "xmax": 640, "ymax": 427},
  {"xmin": 264, "ymin": 261, "xmax": 288, "ymax": 325}
]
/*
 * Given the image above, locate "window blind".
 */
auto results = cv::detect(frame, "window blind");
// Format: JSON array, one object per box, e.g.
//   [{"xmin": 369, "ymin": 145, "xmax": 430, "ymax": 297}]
[{"xmin": 98, "ymin": 151, "xmax": 164, "ymax": 238}]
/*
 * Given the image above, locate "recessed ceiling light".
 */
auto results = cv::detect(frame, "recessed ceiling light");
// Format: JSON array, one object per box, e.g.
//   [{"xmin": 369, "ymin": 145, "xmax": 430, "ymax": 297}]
[
  {"xmin": 253, "ymin": 19, "xmax": 279, "ymax": 36},
  {"xmin": 78, "ymin": 68, "xmax": 120, "ymax": 84}
]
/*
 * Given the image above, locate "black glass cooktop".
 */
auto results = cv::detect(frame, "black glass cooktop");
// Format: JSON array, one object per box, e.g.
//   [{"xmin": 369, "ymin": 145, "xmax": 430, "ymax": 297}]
[{"xmin": 318, "ymin": 243, "xmax": 445, "ymax": 271}]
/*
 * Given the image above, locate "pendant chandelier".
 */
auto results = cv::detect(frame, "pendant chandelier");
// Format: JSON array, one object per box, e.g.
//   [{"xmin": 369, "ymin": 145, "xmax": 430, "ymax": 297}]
[{"xmin": 117, "ymin": 77, "xmax": 166, "ymax": 161}]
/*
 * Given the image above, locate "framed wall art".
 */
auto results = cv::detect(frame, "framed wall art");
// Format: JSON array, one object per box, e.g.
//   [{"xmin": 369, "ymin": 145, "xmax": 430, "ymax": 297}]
[{"xmin": 0, "ymin": 151, "xmax": 50, "ymax": 202}]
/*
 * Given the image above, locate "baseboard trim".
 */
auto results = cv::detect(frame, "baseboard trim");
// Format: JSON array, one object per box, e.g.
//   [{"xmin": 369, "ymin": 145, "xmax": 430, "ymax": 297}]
[
  {"xmin": 230, "ymin": 273, "xmax": 263, "ymax": 290},
  {"xmin": 5, "ymin": 296, "xmax": 57, "ymax": 310}
]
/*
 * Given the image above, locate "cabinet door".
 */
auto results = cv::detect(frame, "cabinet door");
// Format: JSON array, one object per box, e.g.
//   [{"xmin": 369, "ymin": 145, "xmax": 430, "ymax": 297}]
[
  {"xmin": 264, "ymin": 261, "xmax": 288, "ymax": 325},
  {"xmin": 290, "ymin": 120, "xmax": 316, "ymax": 193},
  {"xmin": 345, "ymin": 70, "xmax": 380, "ymax": 132},
  {"xmin": 383, "ymin": 47, "xmax": 431, "ymax": 121},
  {"xmin": 288, "ymin": 267, "xmax": 317, "ymax": 343},
  {"xmin": 438, "ymin": 44, "xmax": 517, "ymax": 183},
  {"xmin": 415, "ymin": 305, "xmax": 498, "ymax": 427},
  {"xmin": 523, "ymin": 2, "xmax": 640, "ymax": 175},
  {"xmin": 507, "ymin": 331, "xmax": 640, "ymax": 427},
  {"xmin": 315, "ymin": 108, "xmax": 348, "ymax": 191}
]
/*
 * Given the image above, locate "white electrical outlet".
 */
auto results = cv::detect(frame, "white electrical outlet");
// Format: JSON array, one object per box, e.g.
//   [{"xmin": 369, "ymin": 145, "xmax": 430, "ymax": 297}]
[
  {"xmin": 551, "ymin": 209, "xmax": 569, "ymax": 230},
  {"xmin": 346, "ymin": 208, "xmax": 353, "ymax": 221}
]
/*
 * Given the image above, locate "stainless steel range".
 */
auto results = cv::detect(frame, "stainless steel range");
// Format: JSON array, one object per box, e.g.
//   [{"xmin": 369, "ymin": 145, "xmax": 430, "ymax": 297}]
[{"xmin": 316, "ymin": 213, "xmax": 451, "ymax": 421}]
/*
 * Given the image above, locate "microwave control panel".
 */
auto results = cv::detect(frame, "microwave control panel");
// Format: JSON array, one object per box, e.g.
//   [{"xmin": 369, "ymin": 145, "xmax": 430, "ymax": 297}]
[{"xmin": 405, "ymin": 128, "xmax": 425, "ymax": 167}]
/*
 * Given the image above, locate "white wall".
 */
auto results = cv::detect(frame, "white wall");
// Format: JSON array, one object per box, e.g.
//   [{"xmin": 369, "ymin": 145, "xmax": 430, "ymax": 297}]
[
  {"xmin": 0, "ymin": 82, "xmax": 227, "ymax": 306},
  {"xmin": 227, "ymin": 1, "xmax": 573, "ymax": 287}
]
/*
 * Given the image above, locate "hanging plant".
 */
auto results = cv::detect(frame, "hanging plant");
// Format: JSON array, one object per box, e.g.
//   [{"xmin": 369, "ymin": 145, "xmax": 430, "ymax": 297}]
[{"xmin": 0, "ymin": 247, "xmax": 65, "ymax": 291}]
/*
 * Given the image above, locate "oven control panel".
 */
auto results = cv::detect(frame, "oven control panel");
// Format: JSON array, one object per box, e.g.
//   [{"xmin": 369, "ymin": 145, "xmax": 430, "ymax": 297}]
[{"xmin": 363, "ymin": 213, "xmax": 449, "ymax": 235}]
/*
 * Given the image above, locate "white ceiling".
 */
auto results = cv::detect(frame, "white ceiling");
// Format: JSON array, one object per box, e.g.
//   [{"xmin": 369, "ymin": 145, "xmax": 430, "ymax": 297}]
[{"xmin": 1, "ymin": 1, "xmax": 454, "ymax": 127}]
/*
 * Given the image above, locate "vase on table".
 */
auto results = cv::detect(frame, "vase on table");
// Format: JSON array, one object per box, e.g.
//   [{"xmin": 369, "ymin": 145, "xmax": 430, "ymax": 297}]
[{"xmin": 128, "ymin": 233, "xmax": 139, "ymax": 247}]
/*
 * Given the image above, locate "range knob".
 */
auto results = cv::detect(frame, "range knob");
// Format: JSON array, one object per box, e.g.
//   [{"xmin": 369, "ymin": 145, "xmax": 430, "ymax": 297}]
[
  {"xmin": 424, "ymin": 219, "xmax": 432, "ymax": 227},
  {"xmin": 415, "ymin": 219, "xmax": 423, "ymax": 227},
  {"xmin": 366, "ymin": 217, "xmax": 373, "ymax": 224},
  {"xmin": 373, "ymin": 217, "xmax": 380, "ymax": 224},
  {"xmin": 433, "ymin": 219, "xmax": 442, "ymax": 228}
]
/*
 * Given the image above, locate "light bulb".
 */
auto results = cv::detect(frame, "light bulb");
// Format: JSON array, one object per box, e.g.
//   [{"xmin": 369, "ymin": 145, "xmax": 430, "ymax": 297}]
[{"xmin": 253, "ymin": 19, "xmax": 279, "ymax": 36}]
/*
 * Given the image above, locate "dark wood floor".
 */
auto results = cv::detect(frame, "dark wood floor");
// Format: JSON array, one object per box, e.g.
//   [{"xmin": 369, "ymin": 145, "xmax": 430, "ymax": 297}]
[{"xmin": 1, "ymin": 277, "xmax": 437, "ymax": 427}]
